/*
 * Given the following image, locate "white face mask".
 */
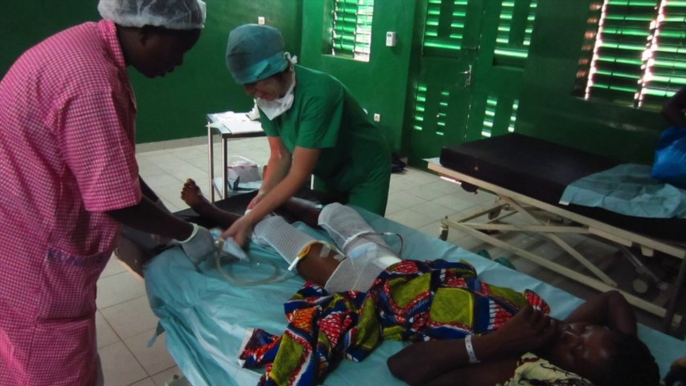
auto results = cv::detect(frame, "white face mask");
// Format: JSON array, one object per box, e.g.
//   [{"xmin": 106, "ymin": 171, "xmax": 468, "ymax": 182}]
[{"xmin": 256, "ymin": 72, "xmax": 296, "ymax": 121}]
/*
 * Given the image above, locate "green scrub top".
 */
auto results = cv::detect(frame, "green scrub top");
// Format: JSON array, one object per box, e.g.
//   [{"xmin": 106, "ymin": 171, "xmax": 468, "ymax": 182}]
[{"xmin": 259, "ymin": 65, "xmax": 391, "ymax": 215}]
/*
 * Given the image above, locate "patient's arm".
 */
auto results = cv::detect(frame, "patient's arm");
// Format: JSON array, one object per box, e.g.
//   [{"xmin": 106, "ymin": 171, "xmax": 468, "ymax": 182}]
[
  {"xmin": 397, "ymin": 358, "xmax": 517, "ymax": 386},
  {"xmin": 181, "ymin": 179, "xmax": 241, "ymax": 228},
  {"xmin": 563, "ymin": 290, "xmax": 636, "ymax": 336},
  {"xmin": 388, "ymin": 306, "xmax": 556, "ymax": 385},
  {"xmin": 387, "ymin": 338, "xmax": 518, "ymax": 386},
  {"xmin": 180, "ymin": 179, "xmax": 322, "ymax": 229}
]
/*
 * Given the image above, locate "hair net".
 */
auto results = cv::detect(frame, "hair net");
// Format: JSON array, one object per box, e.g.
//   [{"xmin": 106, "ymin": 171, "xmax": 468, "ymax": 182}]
[
  {"xmin": 226, "ymin": 24, "xmax": 290, "ymax": 84},
  {"xmin": 98, "ymin": 0, "xmax": 206, "ymax": 30}
]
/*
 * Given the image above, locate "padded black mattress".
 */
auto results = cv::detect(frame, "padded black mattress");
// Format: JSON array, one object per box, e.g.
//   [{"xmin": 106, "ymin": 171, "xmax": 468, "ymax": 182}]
[{"xmin": 439, "ymin": 133, "xmax": 685, "ymax": 243}]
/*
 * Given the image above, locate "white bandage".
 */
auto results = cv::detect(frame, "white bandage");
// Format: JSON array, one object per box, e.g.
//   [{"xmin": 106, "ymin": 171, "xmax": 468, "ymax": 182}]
[
  {"xmin": 252, "ymin": 216, "xmax": 320, "ymax": 271},
  {"xmin": 319, "ymin": 203, "xmax": 401, "ymax": 293},
  {"xmin": 178, "ymin": 224, "xmax": 215, "ymax": 265}
]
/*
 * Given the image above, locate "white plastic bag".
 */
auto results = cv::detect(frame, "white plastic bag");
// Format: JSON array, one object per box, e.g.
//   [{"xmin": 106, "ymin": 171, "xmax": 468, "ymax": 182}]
[{"xmin": 227, "ymin": 156, "xmax": 261, "ymax": 191}]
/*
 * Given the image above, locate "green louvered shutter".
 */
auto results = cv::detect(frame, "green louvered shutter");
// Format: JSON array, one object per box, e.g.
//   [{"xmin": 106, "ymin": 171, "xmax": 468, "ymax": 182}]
[
  {"xmin": 494, "ymin": 0, "xmax": 538, "ymax": 66},
  {"xmin": 413, "ymin": 85, "xmax": 427, "ymax": 132},
  {"xmin": 583, "ymin": 0, "xmax": 658, "ymax": 105},
  {"xmin": 639, "ymin": 1, "xmax": 686, "ymax": 107},
  {"xmin": 423, "ymin": 0, "xmax": 469, "ymax": 56},
  {"xmin": 332, "ymin": 0, "xmax": 375, "ymax": 62}
]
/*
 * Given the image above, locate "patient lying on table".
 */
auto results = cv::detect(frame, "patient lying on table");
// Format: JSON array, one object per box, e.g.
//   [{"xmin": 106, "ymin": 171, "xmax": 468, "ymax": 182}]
[{"xmin": 180, "ymin": 180, "xmax": 659, "ymax": 386}]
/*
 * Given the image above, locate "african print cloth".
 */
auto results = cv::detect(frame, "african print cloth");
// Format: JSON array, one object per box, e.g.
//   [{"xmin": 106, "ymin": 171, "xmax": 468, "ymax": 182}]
[
  {"xmin": 239, "ymin": 259, "xmax": 549, "ymax": 386},
  {"xmin": 500, "ymin": 353, "xmax": 593, "ymax": 386}
]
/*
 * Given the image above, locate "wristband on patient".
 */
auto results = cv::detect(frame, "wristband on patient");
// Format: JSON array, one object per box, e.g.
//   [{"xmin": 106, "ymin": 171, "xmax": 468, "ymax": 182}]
[{"xmin": 465, "ymin": 335, "xmax": 480, "ymax": 364}]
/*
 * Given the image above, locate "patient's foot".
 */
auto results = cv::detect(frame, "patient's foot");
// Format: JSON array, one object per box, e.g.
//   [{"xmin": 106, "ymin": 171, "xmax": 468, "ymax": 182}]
[{"xmin": 181, "ymin": 179, "xmax": 213, "ymax": 215}]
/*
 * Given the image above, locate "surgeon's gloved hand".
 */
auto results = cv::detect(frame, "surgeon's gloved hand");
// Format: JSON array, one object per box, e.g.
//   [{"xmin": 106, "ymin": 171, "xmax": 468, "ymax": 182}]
[{"xmin": 178, "ymin": 223, "xmax": 215, "ymax": 265}]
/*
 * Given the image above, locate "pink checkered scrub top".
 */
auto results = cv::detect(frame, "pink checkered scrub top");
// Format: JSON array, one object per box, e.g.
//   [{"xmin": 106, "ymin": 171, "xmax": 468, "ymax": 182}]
[{"xmin": 1, "ymin": 19, "xmax": 154, "ymax": 386}]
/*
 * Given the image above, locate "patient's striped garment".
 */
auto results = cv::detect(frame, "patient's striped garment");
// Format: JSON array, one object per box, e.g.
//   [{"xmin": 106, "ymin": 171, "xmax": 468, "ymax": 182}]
[{"xmin": 239, "ymin": 259, "xmax": 549, "ymax": 386}]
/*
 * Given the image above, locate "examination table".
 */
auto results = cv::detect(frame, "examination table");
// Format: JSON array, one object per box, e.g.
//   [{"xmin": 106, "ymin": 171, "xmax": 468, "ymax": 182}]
[{"xmin": 115, "ymin": 191, "xmax": 686, "ymax": 386}]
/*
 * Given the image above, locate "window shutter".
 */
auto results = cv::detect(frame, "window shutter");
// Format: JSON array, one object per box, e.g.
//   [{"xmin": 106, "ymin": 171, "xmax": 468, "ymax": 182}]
[
  {"xmin": 481, "ymin": 97, "xmax": 520, "ymax": 138},
  {"xmin": 332, "ymin": 0, "xmax": 375, "ymax": 62},
  {"xmin": 423, "ymin": 0, "xmax": 469, "ymax": 56},
  {"xmin": 413, "ymin": 85, "xmax": 427, "ymax": 132},
  {"xmin": 583, "ymin": 0, "xmax": 659, "ymax": 105},
  {"xmin": 494, "ymin": 0, "xmax": 538, "ymax": 66},
  {"xmin": 639, "ymin": 1, "xmax": 686, "ymax": 106}
]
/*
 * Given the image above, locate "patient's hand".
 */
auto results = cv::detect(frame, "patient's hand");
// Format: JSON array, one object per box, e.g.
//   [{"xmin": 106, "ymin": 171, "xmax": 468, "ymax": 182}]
[{"xmin": 491, "ymin": 305, "xmax": 558, "ymax": 355}]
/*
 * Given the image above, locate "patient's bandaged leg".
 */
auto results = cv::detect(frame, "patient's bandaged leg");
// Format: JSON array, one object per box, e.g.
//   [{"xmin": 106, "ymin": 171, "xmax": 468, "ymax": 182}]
[
  {"xmin": 318, "ymin": 203, "xmax": 401, "ymax": 293},
  {"xmin": 252, "ymin": 216, "xmax": 322, "ymax": 269}
]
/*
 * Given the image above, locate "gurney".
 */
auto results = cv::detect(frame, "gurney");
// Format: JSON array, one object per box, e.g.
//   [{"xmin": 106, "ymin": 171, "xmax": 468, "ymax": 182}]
[
  {"xmin": 428, "ymin": 133, "xmax": 686, "ymax": 334},
  {"xmin": 140, "ymin": 204, "xmax": 686, "ymax": 386}
]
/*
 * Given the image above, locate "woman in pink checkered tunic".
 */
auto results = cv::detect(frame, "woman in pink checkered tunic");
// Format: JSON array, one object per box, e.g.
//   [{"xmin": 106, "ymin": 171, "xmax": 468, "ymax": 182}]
[{"xmin": 0, "ymin": 1, "xmax": 214, "ymax": 385}]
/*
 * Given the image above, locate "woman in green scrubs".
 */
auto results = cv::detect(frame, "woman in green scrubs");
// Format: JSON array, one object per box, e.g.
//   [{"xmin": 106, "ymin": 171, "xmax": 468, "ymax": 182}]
[{"xmin": 222, "ymin": 24, "xmax": 391, "ymax": 245}]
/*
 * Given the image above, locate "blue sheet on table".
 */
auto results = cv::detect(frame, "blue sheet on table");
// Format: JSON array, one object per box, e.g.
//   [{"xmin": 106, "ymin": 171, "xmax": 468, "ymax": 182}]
[
  {"xmin": 560, "ymin": 163, "xmax": 686, "ymax": 218},
  {"xmin": 144, "ymin": 207, "xmax": 685, "ymax": 386}
]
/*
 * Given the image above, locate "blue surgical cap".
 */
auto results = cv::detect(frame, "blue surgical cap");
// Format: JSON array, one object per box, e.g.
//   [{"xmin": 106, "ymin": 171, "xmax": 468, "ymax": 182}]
[{"xmin": 226, "ymin": 24, "xmax": 289, "ymax": 84}]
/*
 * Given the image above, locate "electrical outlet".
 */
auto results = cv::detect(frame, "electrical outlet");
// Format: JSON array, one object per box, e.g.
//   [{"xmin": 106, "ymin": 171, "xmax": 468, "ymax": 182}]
[
  {"xmin": 373, "ymin": 113, "xmax": 381, "ymax": 122},
  {"xmin": 258, "ymin": 16, "xmax": 266, "ymax": 25}
]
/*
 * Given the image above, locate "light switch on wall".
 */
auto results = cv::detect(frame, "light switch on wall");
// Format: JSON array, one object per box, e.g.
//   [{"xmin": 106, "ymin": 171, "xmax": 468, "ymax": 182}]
[
  {"xmin": 373, "ymin": 113, "xmax": 381, "ymax": 122},
  {"xmin": 258, "ymin": 16, "xmax": 266, "ymax": 25},
  {"xmin": 385, "ymin": 31, "xmax": 397, "ymax": 47}
]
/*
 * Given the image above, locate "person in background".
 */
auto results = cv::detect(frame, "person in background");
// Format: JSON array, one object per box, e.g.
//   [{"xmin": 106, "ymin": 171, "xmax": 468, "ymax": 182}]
[
  {"xmin": 0, "ymin": 1, "xmax": 214, "ymax": 385},
  {"xmin": 222, "ymin": 24, "xmax": 392, "ymax": 246},
  {"xmin": 662, "ymin": 86, "xmax": 686, "ymax": 128}
]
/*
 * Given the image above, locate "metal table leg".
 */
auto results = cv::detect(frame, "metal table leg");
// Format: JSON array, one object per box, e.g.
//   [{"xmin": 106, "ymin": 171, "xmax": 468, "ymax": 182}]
[
  {"xmin": 207, "ymin": 122, "xmax": 215, "ymax": 202},
  {"xmin": 222, "ymin": 136, "xmax": 228, "ymax": 200}
]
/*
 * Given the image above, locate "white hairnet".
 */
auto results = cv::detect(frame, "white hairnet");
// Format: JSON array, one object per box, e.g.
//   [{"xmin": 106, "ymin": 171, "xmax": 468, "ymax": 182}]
[{"xmin": 98, "ymin": 0, "xmax": 206, "ymax": 30}]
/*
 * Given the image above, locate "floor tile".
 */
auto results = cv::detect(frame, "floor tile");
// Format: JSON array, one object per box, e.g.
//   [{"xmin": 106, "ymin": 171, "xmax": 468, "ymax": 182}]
[
  {"xmin": 430, "ymin": 194, "xmax": 478, "ymax": 213},
  {"xmin": 164, "ymin": 164, "xmax": 208, "ymax": 184},
  {"xmin": 96, "ymin": 271, "xmax": 147, "ymax": 309},
  {"xmin": 125, "ymin": 329, "xmax": 177, "ymax": 376},
  {"xmin": 403, "ymin": 184, "xmax": 448, "ymax": 201},
  {"xmin": 102, "ymin": 255, "xmax": 127, "ymax": 279},
  {"xmin": 99, "ymin": 341, "xmax": 148, "ymax": 386},
  {"xmin": 96, "ymin": 310, "xmax": 120, "ymax": 349},
  {"xmin": 140, "ymin": 172, "xmax": 182, "ymax": 189},
  {"xmin": 409, "ymin": 200, "xmax": 459, "ymax": 220},
  {"xmin": 386, "ymin": 208, "xmax": 436, "ymax": 230},
  {"xmin": 387, "ymin": 191, "xmax": 427, "ymax": 210},
  {"xmin": 130, "ymin": 378, "xmax": 156, "ymax": 386},
  {"xmin": 384, "ymin": 201, "xmax": 405, "ymax": 215},
  {"xmin": 101, "ymin": 297, "xmax": 159, "ymax": 340},
  {"xmin": 151, "ymin": 366, "xmax": 184, "ymax": 386}
]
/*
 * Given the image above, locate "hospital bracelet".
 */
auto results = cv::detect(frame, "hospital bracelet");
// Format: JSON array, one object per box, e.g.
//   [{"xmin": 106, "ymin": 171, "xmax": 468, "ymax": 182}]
[{"xmin": 465, "ymin": 335, "xmax": 480, "ymax": 364}]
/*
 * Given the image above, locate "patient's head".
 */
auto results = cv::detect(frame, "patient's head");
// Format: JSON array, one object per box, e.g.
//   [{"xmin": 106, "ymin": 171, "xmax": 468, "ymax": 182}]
[{"xmin": 546, "ymin": 322, "xmax": 659, "ymax": 386}]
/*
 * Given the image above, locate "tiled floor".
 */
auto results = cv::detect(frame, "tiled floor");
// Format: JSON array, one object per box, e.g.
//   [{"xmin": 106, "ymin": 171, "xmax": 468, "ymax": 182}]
[{"xmin": 98, "ymin": 136, "xmax": 665, "ymax": 385}]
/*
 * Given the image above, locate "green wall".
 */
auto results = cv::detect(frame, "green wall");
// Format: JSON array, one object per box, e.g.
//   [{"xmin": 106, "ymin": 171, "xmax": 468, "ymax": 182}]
[
  {"xmin": 1, "ymin": 0, "xmax": 303, "ymax": 144},
  {"xmin": 299, "ymin": 0, "xmax": 419, "ymax": 153},
  {"xmin": 1, "ymin": 1, "xmax": 672, "ymax": 161},
  {"xmin": 516, "ymin": 0, "xmax": 667, "ymax": 164}
]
